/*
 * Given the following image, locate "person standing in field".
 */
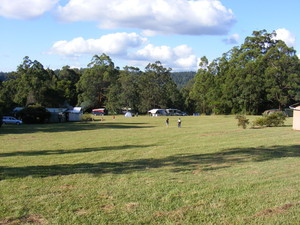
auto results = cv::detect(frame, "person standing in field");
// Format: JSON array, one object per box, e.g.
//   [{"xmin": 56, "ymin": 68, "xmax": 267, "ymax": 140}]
[
  {"xmin": 166, "ymin": 118, "xmax": 169, "ymax": 127},
  {"xmin": 177, "ymin": 118, "xmax": 181, "ymax": 128}
]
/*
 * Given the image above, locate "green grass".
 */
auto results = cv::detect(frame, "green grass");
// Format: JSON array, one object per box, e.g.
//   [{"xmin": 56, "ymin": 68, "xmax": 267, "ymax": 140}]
[{"xmin": 1, "ymin": 115, "xmax": 300, "ymax": 224}]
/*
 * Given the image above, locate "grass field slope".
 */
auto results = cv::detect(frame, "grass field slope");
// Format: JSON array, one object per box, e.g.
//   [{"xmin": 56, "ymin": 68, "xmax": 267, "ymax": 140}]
[{"xmin": 1, "ymin": 115, "xmax": 300, "ymax": 224}]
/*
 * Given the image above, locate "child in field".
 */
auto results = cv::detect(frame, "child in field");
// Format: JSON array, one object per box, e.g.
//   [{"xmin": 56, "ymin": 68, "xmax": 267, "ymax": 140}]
[
  {"xmin": 177, "ymin": 118, "xmax": 181, "ymax": 128},
  {"xmin": 166, "ymin": 118, "xmax": 169, "ymax": 127}
]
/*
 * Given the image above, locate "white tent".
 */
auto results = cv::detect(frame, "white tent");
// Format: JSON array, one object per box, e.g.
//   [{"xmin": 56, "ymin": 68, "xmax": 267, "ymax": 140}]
[{"xmin": 125, "ymin": 112, "xmax": 132, "ymax": 117}]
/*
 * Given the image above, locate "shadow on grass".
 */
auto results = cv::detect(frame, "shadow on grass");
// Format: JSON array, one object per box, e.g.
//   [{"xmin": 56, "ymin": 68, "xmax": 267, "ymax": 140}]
[
  {"xmin": 1, "ymin": 145, "xmax": 300, "ymax": 180},
  {"xmin": 0, "ymin": 122, "xmax": 154, "ymax": 135},
  {"xmin": 0, "ymin": 145, "xmax": 154, "ymax": 157}
]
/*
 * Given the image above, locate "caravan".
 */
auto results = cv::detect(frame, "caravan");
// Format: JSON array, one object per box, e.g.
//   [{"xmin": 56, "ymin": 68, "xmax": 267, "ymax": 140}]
[
  {"xmin": 148, "ymin": 109, "xmax": 167, "ymax": 117},
  {"xmin": 92, "ymin": 108, "xmax": 107, "ymax": 116}
]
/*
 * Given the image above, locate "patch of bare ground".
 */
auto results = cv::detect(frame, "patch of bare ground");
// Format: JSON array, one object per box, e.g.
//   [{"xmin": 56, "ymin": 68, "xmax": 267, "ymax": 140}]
[
  {"xmin": 74, "ymin": 209, "xmax": 90, "ymax": 216},
  {"xmin": 0, "ymin": 214, "xmax": 47, "ymax": 225},
  {"xmin": 255, "ymin": 202, "xmax": 300, "ymax": 217},
  {"xmin": 57, "ymin": 184, "xmax": 74, "ymax": 190},
  {"xmin": 125, "ymin": 202, "xmax": 139, "ymax": 211},
  {"xmin": 191, "ymin": 169, "xmax": 202, "ymax": 174},
  {"xmin": 100, "ymin": 203, "xmax": 115, "ymax": 212},
  {"xmin": 154, "ymin": 203, "xmax": 204, "ymax": 220}
]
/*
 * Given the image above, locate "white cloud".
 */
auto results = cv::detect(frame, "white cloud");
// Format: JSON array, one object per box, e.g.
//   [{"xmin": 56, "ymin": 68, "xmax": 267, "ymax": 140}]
[
  {"xmin": 49, "ymin": 32, "xmax": 199, "ymax": 71},
  {"xmin": 223, "ymin": 33, "xmax": 239, "ymax": 45},
  {"xmin": 0, "ymin": 0, "xmax": 58, "ymax": 19},
  {"xmin": 57, "ymin": 0, "xmax": 235, "ymax": 35},
  {"xmin": 274, "ymin": 28, "xmax": 296, "ymax": 47},
  {"xmin": 132, "ymin": 44, "xmax": 198, "ymax": 70},
  {"xmin": 133, "ymin": 44, "xmax": 173, "ymax": 61},
  {"xmin": 49, "ymin": 32, "xmax": 147, "ymax": 56}
]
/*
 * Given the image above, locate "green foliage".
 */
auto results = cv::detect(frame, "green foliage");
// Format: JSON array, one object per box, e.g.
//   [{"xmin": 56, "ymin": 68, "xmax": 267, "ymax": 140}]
[
  {"xmin": 252, "ymin": 111, "xmax": 286, "ymax": 127},
  {"xmin": 17, "ymin": 104, "xmax": 51, "ymax": 124},
  {"xmin": 106, "ymin": 66, "xmax": 141, "ymax": 113},
  {"xmin": 14, "ymin": 57, "xmax": 54, "ymax": 105},
  {"xmin": 189, "ymin": 66, "xmax": 215, "ymax": 114},
  {"xmin": 56, "ymin": 66, "xmax": 81, "ymax": 106},
  {"xmin": 81, "ymin": 114, "xmax": 93, "ymax": 121},
  {"xmin": 77, "ymin": 54, "xmax": 119, "ymax": 111},
  {"xmin": 170, "ymin": 71, "xmax": 196, "ymax": 89},
  {"xmin": 235, "ymin": 114, "xmax": 249, "ymax": 129},
  {"xmin": 138, "ymin": 61, "xmax": 181, "ymax": 113},
  {"xmin": 190, "ymin": 30, "xmax": 300, "ymax": 115}
]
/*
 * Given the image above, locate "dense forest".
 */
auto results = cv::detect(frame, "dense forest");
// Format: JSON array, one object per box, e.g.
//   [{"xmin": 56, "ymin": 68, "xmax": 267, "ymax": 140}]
[
  {"xmin": 170, "ymin": 72, "xmax": 196, "ymax": 90},
  {"xmin": 1, "ymin": 30, "xmax": 300, "ymax": 116}
]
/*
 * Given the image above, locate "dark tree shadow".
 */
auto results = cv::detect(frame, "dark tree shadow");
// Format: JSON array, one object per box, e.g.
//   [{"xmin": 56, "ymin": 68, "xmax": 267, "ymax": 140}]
[
  {"xmin": 1, "ymin": 145, "xmax": 300, "ymax": 180},
  {"xmin": 0, "ymin": 145, "xmax": 155, "ymax": 157},
  {"xmin": 0, "ymin": 122, "xmax": 154, "ymax": 135}
]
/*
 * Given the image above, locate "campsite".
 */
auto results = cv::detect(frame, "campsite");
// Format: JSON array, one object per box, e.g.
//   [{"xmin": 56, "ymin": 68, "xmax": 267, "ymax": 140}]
[
  {"xmin": 1, "ymin": 115, "xmax": 300, "ymax": 224},
  {"xmin": 2, "ymin": 0, "xmax": 300, "ymax": 223}
]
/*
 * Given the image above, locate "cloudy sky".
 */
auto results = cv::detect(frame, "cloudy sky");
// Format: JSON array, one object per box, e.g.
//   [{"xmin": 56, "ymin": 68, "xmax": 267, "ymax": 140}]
[{"xmin": 0, "ymin": 0, "xmax": 299, "ymax": 72}]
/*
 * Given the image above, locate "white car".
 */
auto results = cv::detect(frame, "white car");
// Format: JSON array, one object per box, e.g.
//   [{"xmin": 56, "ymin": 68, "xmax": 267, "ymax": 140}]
[{"xmin": 2, "ymin": 116, "xmax": 23, "ymax": 125}]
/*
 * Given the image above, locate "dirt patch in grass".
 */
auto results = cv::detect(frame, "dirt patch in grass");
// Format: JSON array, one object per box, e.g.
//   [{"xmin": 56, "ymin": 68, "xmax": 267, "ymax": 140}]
[
  {"xmin": 154, "ymin": 209, "xmax": 185, "ymax": 220},
  {"xmin": 255, "ymin": 202, "xmax": 300, "ymax": 217},
  {"xmin": 191, "ymin": 169, "xmax": 202, "ymax": 174},
  {"xmin": 74, "ymin": 209, "xmax": 90, "ymax": 216},
  {"xmin": 0, "ymin": 214, "xmax": 47, "ymax": 225},
  {"xmin": 101, "ymin": 204, "xmax": 115, "ymax": 212},
  {"xmin": 125, "ymin": 202, "xmax": 139, "ymax": 211},
  {"xmin": 154, "ymin": 203, "xmax": 204, "ymax": 220},
  {"xmin": 58, "ymin": 184, "xmax": 75, "ymax": 190}
]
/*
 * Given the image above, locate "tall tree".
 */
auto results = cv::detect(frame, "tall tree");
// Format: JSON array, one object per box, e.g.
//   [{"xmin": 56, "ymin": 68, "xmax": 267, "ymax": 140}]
[
  {"xmin": 139, "ymin": 61, "xmax": 180, "ymax": 112},
  {"xmin": 77, "ymin": 54, "xmax": 118, "ymax": 110},
  {"xmin": 56, "ymin": 66, "xmax": 81, "ymax": 106},
  {"xmin": 189, "ymin": 56, "xmax": 215, "ymax": 114},
  {"xmin": 190, "ymin": 66, "xmax": 214, "ymax": 114},
  {"xmin": 263, "ymin": 40, "xmax": 300, "ymax": 109},
  {"xmin": 106, "ymin": 66, "xmax": 142, "ymax": 112},
  {"xmin": 0, "ymin": 56, "xmax": 55, "ymax": 107}
]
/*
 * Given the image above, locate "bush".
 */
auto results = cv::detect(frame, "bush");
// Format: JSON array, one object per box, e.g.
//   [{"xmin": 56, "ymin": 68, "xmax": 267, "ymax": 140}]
[
  {"xmin": 17, "ymin": 105, "xmax": 51, "ymax": 124},
  {"xmin": 81, "ymin": 114, "xmax": 93, "ymax": 121},
  {"xmin": 253, "ymin": 112, "xmax": 286, "ymax": 127},
  {"xmin": 235, "ymin": 115, "xmax": 249, "ymax": 129}
]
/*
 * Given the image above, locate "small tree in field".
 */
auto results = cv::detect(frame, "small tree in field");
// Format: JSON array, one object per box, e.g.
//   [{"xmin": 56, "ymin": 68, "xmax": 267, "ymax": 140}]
[{"xmin": 235, "ymin": 115, "xmax": 249, "ymax": 129}]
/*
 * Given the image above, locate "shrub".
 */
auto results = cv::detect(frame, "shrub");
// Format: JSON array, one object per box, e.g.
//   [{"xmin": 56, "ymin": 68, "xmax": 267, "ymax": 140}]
[
  {"xmin": 235, "ymin": 115, "xmax": 249, "ymax": 129},
  {"xmin": 81, "ymin": 114, "xmax": 93, "ymax": 122},
  {"xmin": 253, "ymin": 112, "xmax": 286, "ymax": 127},
  {"xmin": 17, "ymin": 105, "xmax": 51, "ymax": 124}
]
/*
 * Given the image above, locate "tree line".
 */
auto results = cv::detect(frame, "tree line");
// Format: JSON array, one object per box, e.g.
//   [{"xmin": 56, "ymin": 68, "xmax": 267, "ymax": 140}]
[
  {"xmin": 188, "ymin": 30, "xmax": 300, "ymax": 114},
  {"xmin": 0, "ymin": 30, "xmax": 300, "ymax": 116},
  {"xmin": 0, "ymin": 55, "xmax": 183, "ymax": 115}
]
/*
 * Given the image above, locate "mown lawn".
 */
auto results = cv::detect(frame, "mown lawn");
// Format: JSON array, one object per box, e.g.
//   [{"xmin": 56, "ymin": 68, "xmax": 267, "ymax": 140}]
[{"xmin": 1, "ymin": 115, "xmax": 300, "ymax": 224}]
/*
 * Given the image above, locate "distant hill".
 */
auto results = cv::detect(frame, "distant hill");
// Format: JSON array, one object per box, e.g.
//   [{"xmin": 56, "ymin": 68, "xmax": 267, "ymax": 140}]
[
  {"xmin": 170, "ymin": 71, "xmax": 196, "ymax": 89},
  {"xmin": 0, "ymin": 72, "xmax": 10, "ymax": 81}
]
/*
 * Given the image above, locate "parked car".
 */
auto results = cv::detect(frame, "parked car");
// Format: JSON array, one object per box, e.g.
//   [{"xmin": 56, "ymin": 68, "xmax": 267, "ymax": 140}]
[{"xmin": 2, "ymin": 116, "xmax": 23, "ymax": 125}]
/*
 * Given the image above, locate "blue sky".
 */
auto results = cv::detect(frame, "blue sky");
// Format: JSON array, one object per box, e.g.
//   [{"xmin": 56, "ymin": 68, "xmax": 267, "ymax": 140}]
[{"xmin": 0, "ymin": 0, "xmax": 299, "ymax": 72}]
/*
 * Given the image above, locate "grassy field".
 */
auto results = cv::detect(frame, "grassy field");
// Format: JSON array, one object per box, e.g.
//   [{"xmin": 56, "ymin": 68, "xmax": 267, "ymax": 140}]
[{"xmin": 1, "ymin": 115, "xmax": 300, "ymax": 224}]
